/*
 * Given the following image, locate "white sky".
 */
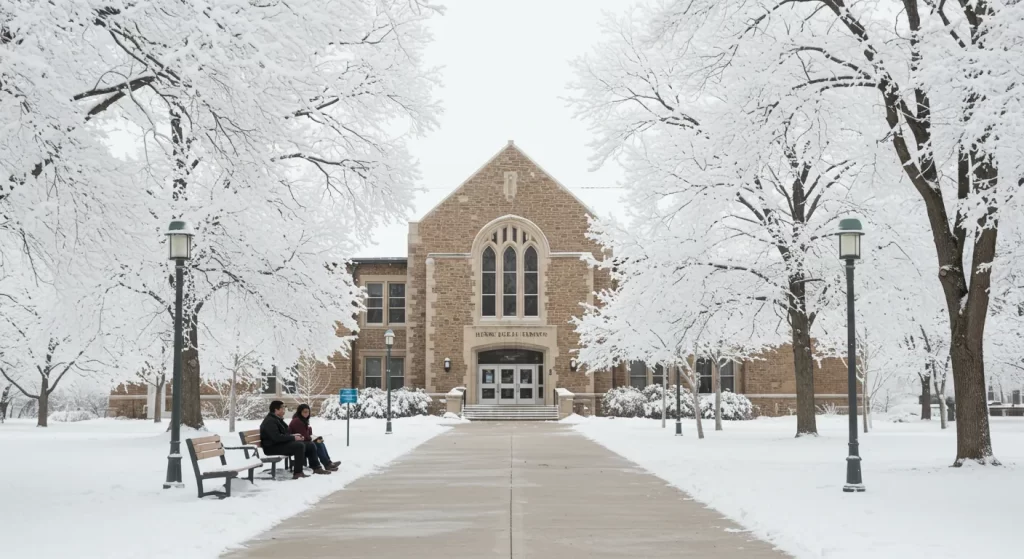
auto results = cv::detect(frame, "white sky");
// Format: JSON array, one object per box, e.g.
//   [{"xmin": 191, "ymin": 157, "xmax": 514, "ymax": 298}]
[{"xmin": 352, "ymin": 0, "xmax": 630, "ymax": 257}]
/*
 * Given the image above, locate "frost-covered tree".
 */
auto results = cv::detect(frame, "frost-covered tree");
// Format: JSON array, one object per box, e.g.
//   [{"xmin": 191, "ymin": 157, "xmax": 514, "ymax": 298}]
[{"xmin": 573, "ymin": 0, "xmax": 1024, "ymax": 465}]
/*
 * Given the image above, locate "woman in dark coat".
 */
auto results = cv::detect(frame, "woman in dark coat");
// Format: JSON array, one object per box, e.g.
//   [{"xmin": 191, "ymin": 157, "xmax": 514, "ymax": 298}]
[{"xmin": 289, "ymin": 404, "xmax": 340, "ymax": 471}]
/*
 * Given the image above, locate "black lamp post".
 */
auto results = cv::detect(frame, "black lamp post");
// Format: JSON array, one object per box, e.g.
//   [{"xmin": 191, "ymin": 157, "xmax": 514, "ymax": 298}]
[
  {"xmin": 675, "ymin": 365, "xmax": 682, "ymax": 436},
  {"xmin": 163, "ymin": 219, "xmax": 193, "ymax": 489},
  {"xmin": 385, "ymin": 328, "xmax": 394, "ymax": 435},
  {"xmin": 838, "ymin": 218, "xmax": 865, "ymax": 493}
]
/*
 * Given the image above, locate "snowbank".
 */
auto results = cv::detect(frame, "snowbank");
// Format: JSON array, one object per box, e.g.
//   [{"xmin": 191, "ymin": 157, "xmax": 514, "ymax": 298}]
[
  {"xmin": 0, "ymin": 416, "xmax": 448, "ymax": 558},
  {"xmin": 574, "ymin": 415, "xmax": 1024, "ymax": 558}
]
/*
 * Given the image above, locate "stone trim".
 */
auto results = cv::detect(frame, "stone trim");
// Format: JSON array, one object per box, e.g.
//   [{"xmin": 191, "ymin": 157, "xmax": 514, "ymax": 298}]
[{"xmin": 425, "ymin": 257, "xmax": 437, "ymax": 393}]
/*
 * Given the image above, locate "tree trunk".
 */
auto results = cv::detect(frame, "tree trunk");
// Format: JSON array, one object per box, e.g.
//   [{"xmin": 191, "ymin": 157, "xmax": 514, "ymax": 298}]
[
  {"xmin": 789, "ymin": 295, "xmax": 817, "ymax": 436},
  {"xmin": 949, "ymin": 327, "xmax": 994, "ymax": 464},
  {"xmin": 181, "ymin": 310, "xmax": 204, "ymax": 430},
  {"xmin": 920, "ymin": 374, "xmax": 932, "ymax": 420},
  {"xmin": 713, "ymin": 360, "xmax": 722, "ymax": 431},
  {"xmin": 37, "ymin": 376, "xmax": 49, "ymax": 428},
  {"xmin": 937, "ymin": 392, "xmax": 948, "ymax": 430},
  {"xmin": 229, "ymin": 362, "xmax": 237, "ymax": 433},
  {"xmin": 153, "ymin": 376, "xmax": 165, "ymax": 424},
  {"xmin": 692, "ymin": 382, "xmax": 705, "ymax": 440},
  {"xmin": 862, "ymin": 366, "xmax": 869, "ymax": 433}
]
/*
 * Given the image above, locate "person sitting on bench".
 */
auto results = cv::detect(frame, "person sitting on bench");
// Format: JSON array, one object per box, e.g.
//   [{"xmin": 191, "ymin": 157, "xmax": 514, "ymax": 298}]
[
  {"xmin": 259, "ymin": 400, "xmax": 330, "ymax": 478},
  {"xmin": 289, "ymin": 404, "xmax": 340, "ymax": 471}
]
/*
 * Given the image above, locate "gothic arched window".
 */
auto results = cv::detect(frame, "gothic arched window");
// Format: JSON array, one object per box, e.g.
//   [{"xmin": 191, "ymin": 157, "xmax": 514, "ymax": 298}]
[
  {"xmin": 479, "ymin": 222, "xmax": 544, "ymax": 319},
  {"xmin": 482, "ymin": 247, "xmax": 496, "ymax": 317}
]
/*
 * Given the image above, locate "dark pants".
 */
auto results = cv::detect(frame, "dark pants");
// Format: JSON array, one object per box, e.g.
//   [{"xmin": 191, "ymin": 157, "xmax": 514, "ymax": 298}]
[
  {"xmin": 315, "ymin": 441, "xmax": 333, "ymax": 466},
  {"xmin": 265, "ymin": 441, "xmax": 315, "ymax": 474},
  {"xmin": 302, "ymin": 442, "xmax": 323, "ymax": 470}
]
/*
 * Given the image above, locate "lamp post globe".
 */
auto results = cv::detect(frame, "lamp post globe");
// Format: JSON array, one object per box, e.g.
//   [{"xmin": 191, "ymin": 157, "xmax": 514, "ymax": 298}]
[
  {"xmin": 384, "ymin": 328, "xmax": 395, "ymax": 435},
  {"xmin": 163, "ymin": 220, "xmax": 194, "ymax": 489},
  {"xmin": 839, "ymin": 217, "xmax": 865, "ymax": 493}
]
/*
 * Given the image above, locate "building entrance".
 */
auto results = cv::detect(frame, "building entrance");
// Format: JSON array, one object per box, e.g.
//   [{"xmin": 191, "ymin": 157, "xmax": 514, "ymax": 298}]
[{"xmin": 477, "ymin": 349, "xmax": 544, "ymax": 405}]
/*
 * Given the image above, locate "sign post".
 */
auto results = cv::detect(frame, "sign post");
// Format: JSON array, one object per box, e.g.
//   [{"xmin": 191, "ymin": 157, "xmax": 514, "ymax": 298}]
[{"xmin": 340, "ymin": 388, "xmax": 358, "ymax": 447}]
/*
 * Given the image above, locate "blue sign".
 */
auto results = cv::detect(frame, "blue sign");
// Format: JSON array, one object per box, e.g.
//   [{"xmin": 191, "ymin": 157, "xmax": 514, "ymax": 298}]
[{"xmin": 340, "ymin": 388, "xmax": 358, "ymax": 404}]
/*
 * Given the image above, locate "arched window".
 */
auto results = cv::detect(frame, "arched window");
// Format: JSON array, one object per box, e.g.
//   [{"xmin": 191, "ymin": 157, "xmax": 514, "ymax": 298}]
[
  {"xmin": 503, "ymin": 247, "xmax": 517, "ymax": 317},
  {"xmin": 524, "ymin": 247, "xmax": 538, "ymax": 317},
  {"xmin": 479, "ymin": 222, "xmax": 544, "ymax": 319},
  {"xmin": 482, "ymin": 247, "xmax": 496, "ymax": 317}
]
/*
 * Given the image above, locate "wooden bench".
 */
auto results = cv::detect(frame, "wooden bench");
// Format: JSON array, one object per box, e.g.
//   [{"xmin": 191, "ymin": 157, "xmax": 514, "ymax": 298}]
[
  {"xmin": 185, "ymin": 434, "xmax": 262, "ymax": 499},
  {"xmin": 238, "ymin": 429, "xmax": 290, "ymax": 478}
]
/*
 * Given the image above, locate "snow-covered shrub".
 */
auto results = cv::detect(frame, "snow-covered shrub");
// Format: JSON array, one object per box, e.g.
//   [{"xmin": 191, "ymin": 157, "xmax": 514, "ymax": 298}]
[
  {"xmin": 601, "ymin": 386, "xmax": 648, "ymax": 417},
  {"xmin": 317, "ymin": 387, "xmax": 432, "ymax": 420},
  {"xmin": 49, "ymin": 409, "xmax": 98, "ymax": 422},
  {"xmin": 641, "ymin": 384, "xmax": 695, "ymax": 419},
  {"xmin": 817, "ymin": 402, "xmax": 840, "ymax": 416},
  {"xmin": 698, "ymin": 391, "xmax": 753, "ymax": 420}
]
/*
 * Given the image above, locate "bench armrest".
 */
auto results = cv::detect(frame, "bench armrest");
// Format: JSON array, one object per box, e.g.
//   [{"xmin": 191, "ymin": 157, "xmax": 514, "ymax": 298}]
[{"xmin": 223, "ymin": 445, "xmax": 259, "ymax": 459}]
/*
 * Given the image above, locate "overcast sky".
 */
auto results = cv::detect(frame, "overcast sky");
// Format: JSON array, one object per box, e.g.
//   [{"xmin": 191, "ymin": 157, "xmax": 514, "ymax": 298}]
[{"xmin": 353, "ymin": 0, "xmax": 630, "ymax": 257}]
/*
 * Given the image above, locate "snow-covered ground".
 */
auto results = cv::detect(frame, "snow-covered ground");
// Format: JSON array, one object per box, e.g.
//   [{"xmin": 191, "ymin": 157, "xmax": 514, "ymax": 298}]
[
  {"xmin": 573, "ymin": 415, "xmax": 1024, "ymax": 559},
  {"xmin": 0, "ymin": 416, "xmax": 452, "ymax": 558}
]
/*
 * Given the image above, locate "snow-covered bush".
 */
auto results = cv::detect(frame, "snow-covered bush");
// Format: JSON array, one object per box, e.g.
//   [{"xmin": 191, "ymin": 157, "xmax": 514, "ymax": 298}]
[
  {"xmin": 699, "ymin": 391, "xmax": 754, "ymax": 420},
  {"xmin": 317, "ymin": 387, "xmax": 432, "ymax": 420},
  {"xmin": 49, "ymin": 409, "xmax": 98, "ymax": 422},
  {"xmin": 601, "ymin": 386, "xmax": 648, "ymax": 417},
  {"xmin": 641, "ymin": 384, "xmax": 695, "ymax": 419},
  {"xmin": 603, "ymin": 385, "xmax": 751, "ymax": 420}
]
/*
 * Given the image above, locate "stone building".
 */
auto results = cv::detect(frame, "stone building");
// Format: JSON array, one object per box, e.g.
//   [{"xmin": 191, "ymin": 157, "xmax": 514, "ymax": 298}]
[{"xmin": 111, "ymin": 142, "xmax": 851, "ymax": 419}]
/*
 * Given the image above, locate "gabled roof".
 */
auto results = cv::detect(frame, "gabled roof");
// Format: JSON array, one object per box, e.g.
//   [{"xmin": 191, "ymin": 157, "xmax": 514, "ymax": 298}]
[{"xmin": 415, "ymin": 140, "xmax": 598, "ymax": 223}]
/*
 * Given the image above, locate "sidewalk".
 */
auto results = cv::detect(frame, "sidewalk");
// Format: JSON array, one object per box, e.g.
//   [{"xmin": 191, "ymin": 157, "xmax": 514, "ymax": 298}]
[{"xmin": 224, "ymin": 422, "xmax": 786, "ymax": 558}]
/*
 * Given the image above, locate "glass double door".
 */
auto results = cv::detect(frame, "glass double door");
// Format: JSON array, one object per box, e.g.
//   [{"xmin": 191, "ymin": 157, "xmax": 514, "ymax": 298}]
[{"xmin": 479, "ymin": 364, "xmax": 542, "ymax": 405}]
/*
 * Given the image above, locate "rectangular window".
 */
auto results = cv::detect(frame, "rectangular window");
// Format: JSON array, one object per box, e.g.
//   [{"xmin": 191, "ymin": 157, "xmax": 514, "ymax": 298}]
[
  {"xmin": 366, "ymin": 283, "xmax": 384, "ymax": 324},
  {"xmin": 697, "ymin": 359, "xmax": 713, "ymax": 394},
  {"xmin": 388, "ymin": 283, "xmax": 406, "ymax": 324},
  {"xmin": 388, "ymin": 357, "xmax": 405, "ymax": 390},
  {"xmin": 262, "ymin": 366, "xmax": 277, "ymax": 394},
  {"xmin": 720, "ymin": 361, "xmax": 735, "ymax": 392},
  {"xmin": 629, "ymin": 361, "xmax": 647, "ymax": 389},
  {"xmin": 653, "ymin": 364, "xmax": 665, "ymax": 386},
  {"xmin": 365, "ymin": 357, "xmax": 382, "ymax": 389}
]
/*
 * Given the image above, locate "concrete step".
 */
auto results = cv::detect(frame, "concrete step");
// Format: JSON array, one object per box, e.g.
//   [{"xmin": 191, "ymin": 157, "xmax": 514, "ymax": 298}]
[{"xmin": 462, "ymin": 405, "xmax": 559, "ymax": 421}]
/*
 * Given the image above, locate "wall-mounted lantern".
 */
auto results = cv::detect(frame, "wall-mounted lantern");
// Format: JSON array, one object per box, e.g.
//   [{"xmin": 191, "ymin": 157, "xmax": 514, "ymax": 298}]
[{"xmin": 443, "ymin": 357, "xmax": 451, "ymax": 372}]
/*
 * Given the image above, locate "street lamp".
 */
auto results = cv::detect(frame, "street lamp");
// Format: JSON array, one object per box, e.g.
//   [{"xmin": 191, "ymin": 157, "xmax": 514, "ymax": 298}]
[
  {"xmin": 838, "ymin": 218, "xmax": 865, "ymax": 493},
  {"xmin": 675, "ymin": 365, "xmax": 683, "ymax": 436},
  {"xmin": 163, "ymin": 219, "xmax": 193, "ymax": 489},
  {"xmin": 384, "ymin": 328, "xmax": 394, "ymax": 435}
]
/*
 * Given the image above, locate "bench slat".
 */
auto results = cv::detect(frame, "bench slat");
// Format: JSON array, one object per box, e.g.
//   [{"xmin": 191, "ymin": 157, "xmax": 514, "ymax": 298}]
[
  {"xmin": 190, "ymin": 434, "xmax": 221, "ymax": 446},
  {"xmin": 192, "ymin": 441, "xmax": 222, "ymax": 454},
  {"xmin": 194, "ymin": 448, "xmax": 225, "ymax": 461}
]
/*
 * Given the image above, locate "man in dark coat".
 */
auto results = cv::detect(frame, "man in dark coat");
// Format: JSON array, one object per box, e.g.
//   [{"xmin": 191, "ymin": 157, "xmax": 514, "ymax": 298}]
[{"xmin": 260, "ymin": 400, "xmax": 329, "ymax": 478}]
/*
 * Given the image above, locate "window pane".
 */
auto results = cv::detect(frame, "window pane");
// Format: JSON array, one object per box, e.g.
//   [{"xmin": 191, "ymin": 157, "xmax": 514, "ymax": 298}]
[
  {"xmin": 502, "ymin": 227, "xmax": 508, "ymax": 243},
  {"xmin": 525, "ymin": 247, "xmax": 538, "ymax": 271},
  {"xmin": 483, "ymin": 247, "xmax": 496, "ymax": 271},
  {"xmin": 388, "ymin": 283, "xmax": 405, "ymax": 324},
  {"xmin": 491, "ymin": 231, "xmax": 498, "ymax": 244},
  {"xmin": 524, "ymin": 295, "xmax": 538, "ymax": 317},
  {"xmin": 519, "ymin": 387, "xmax": 533, "ymax": 399},
  {"xmin": 482, "ymin": 273, "xmax": 496, "ymax": 294},
  {"xmin": 366, "ymin": 308, "xmax": 383, "ymax": 324},
  {"xmin": 483, "ymin": 295, "xmax": 496, "ymax": 317},
  {"xmin": 721, "ymin": 375, "xmax": 735, "ymax": 392},
  {"xmin": 501, "ymin": 388, "xmax": 515, "ymax": 399},
  {"xmin": 653, "ymin": 364, "xmax": 665, "ymax": 386},
  {"xmin": 262, "ymin": 368, "xmax": 277, "ymax": 394},
  {"xmin": 501, "ymin": 369, "xmax": 514, "ymax": 384},
  {"xmin": 629, "ymin": 376, "xmax": 646, "ymax": 389},
  {"xmin": 367, "ymin": 284, "xmax": 383, "ymax": 297},
  {"xmin": 503, "ymin": 295, "xmax": 516, "ymax": 316},
  {"xmin": 629, "ymin": 361, "xmax": 647, "ymax": 376},
  {"xmin": 365, "ymin": 358, "xmax": 382, "ymax": 379},
  {"xmin": 482, "ymin": 388, "xmax": 495, "ymax": 399},
  {"xmin": 524, "ymin": 272, "xmax": 537, "ymax": 294},
  {"xmin": 503, "ymin": 247, "xmax": 516, "ymax": 271},
  {"xmin": 503, "ymin": 272, "xmax": 517, "ymax": 294},
  {"xmin": 388, "ymin": 358, "xmax": 404, "ymax": 390},
  {"xmin": 365, "ymin": 377, "xmax": 382, "ymax": 389},
  {"xmin": 513, "ymin": 227, "xmax": 518, "ymax": 242}
]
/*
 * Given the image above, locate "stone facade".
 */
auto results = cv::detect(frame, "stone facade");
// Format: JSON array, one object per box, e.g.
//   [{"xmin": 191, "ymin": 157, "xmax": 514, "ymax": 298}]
[{"xmin": 109, "ymin": 142, "xmax": 853, "ymax": 419}]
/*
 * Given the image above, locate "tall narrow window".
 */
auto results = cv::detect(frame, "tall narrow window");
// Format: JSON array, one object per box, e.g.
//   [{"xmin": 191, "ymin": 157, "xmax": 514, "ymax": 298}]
[
  {"xmin": 365, "ymin": 357, "xmax": 382, "ymax": 389},
  {"xmin": 389, "ymin": 357, "xmax": 405, "ymax": 390},
  {"xmin": 653, "ymin": 364, "xmax": 665, "ymax": 386},
  {"xmin": 629, "ymin": 361, "xmax": 647, "ymax": 389},
  {"xmin": 388, "ymin": 283, "xmax": 406, "ymax": 324},
  {"xmin": 720, "ymin": 361, "xmax": 735, "ymax": 392},
  {"xmin": 366, "ymin": 283, "xmax": 384, "ymax": 324},
  {"xmin": 482, "ymin": 247, "xmax": 496, "ymax": 317},
  {"xmin": 524, "ymin": 247, "xmax": 538, "ymax": 317},
  {"xmin": 697, "ymin": 359, "xmax": 713, "ymax": 393},
  {"xmin": 503, "ymin": 247, "xmax": 517, "ymax": 317}
]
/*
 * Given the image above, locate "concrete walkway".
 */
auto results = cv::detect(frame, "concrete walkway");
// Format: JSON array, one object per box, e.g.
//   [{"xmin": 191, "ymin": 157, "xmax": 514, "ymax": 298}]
[{"xmin": 225, "ymin": 422, "xmax": 786, "ymax": 558}]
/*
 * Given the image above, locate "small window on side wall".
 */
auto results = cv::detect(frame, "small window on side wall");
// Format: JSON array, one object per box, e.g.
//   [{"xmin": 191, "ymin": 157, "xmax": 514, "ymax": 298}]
[
  {"xmin": 388, "ymin": 283, "xmax": 406, "ymax": 324},
  {"xmin": 365, "ymin": 357, "xmax": 382, "ymax": 389}
]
